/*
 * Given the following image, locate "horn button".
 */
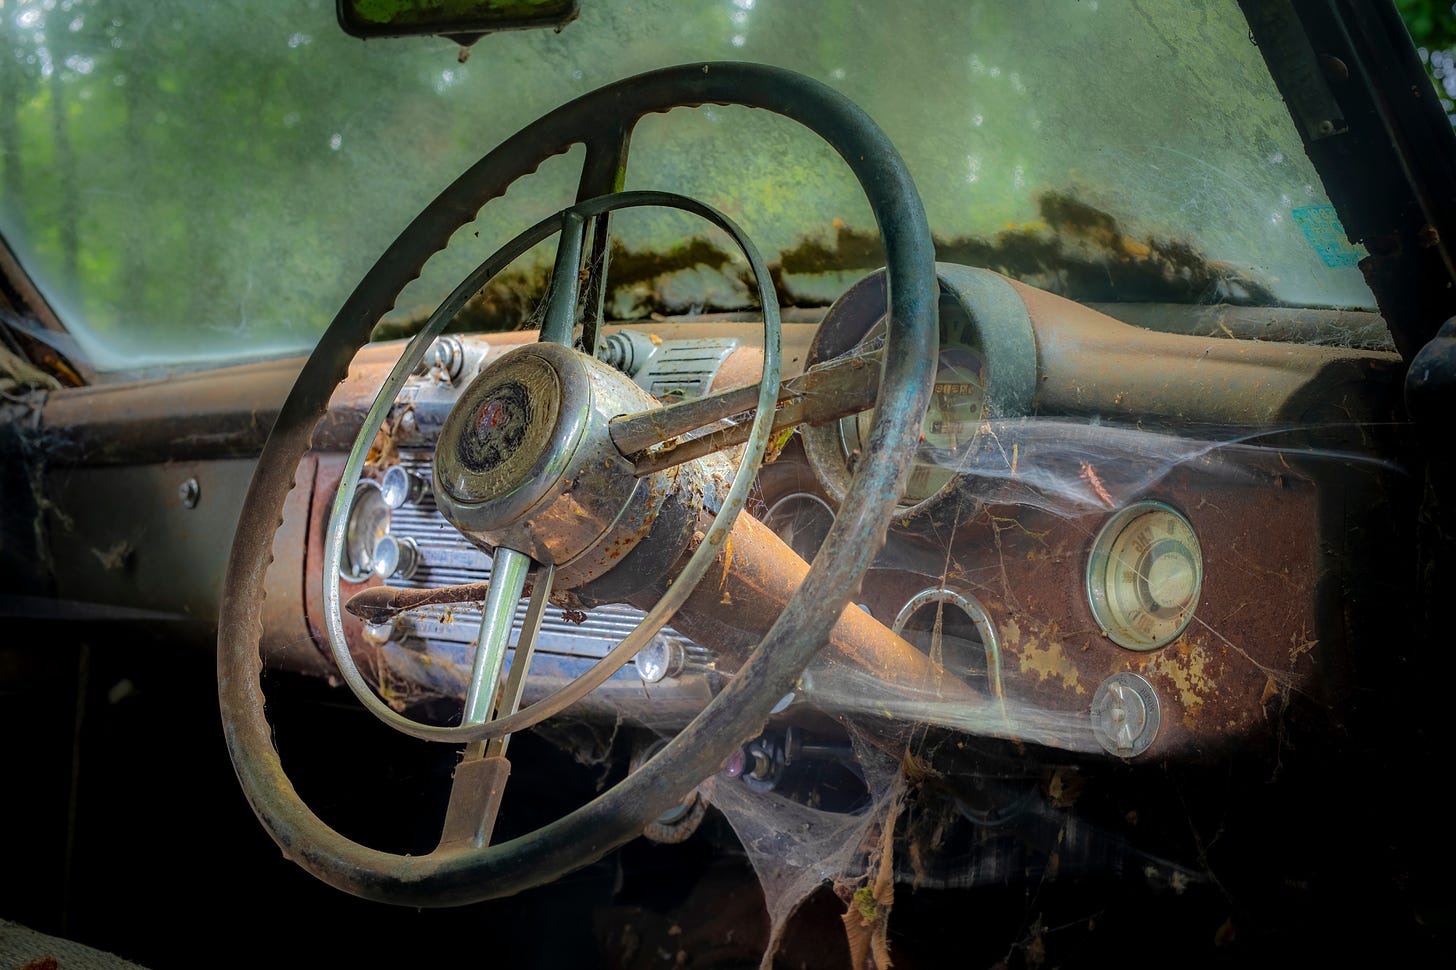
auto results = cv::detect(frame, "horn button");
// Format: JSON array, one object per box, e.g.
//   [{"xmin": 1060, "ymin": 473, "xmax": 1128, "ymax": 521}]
[
  {"xmin": 437, "ymin": 354, "xmax": 562, "ymax": 507},
  {"xmin": 433, "ymin": 342, "xmax": 700, "ymax": 591}
]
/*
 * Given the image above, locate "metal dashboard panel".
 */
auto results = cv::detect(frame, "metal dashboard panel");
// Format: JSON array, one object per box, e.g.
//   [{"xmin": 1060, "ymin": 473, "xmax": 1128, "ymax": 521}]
[
  {"xmin": 302, "ymin": 328, "xmax": 769, "ymax": 721},
  {"xmin": 35, "ymin": 454, "xmax": 329, "ymax": 674},
  {"xmin": 846, "ymin": 448, "xmax": 1330, "ymax": 759}
]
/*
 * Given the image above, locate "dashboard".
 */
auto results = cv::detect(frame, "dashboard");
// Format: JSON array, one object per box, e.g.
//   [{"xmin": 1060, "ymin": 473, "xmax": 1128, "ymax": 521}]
[
  {"xmin": 248, "ymin": 265, "xmax": 1406, "ymax": 767},
  {"xmin": 19, "ymin": 260, "xmax": 1414, "ymax": 932},
  {"xmin": 25, "ymin": 263, "xmax": 1408, "ymax": 778}
]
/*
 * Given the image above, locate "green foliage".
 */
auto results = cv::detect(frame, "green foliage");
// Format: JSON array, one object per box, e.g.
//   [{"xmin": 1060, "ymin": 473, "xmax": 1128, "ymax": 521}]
[
  {"xmin": 1397, "ymin": 0, "xmax": 1456, "ymax": 125},
  {"xmin": 1397, "ymin": 0, "xmax": 1456, "ymax": 48}
]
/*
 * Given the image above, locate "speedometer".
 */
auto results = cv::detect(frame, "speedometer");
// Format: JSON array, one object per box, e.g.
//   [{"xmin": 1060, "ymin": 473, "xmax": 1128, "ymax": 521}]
[
  {"xmin": 843, "ymin": 342, "xmax": 988, "ymax": 504},
  {"xmin": 801, "ymin": 265, "xmax": 1038, "ymax": 523}
]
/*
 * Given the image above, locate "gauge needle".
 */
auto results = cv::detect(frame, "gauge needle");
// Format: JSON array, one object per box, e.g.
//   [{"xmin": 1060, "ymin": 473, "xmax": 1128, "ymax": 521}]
[{"xmin": 938, "ymin": 392, "xmax": 958, "ymax": 449}]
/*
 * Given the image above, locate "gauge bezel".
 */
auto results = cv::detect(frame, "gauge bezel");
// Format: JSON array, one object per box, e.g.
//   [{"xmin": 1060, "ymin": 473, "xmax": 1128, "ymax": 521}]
[
  {"xmin": 892, "ymin": 585, "xmax": 1004, "ymax": 700},
  {"xmin": 1085, "ymin": 499, "xmax": 1203, "ymax": 652},
  {"xmin": 761, "ymin": 490, "xmax": 837, "ymax": 562},
  {"xmin": 801, "ymin": 263, "xmax": 1037, "ymax": 533},
  {"xmin": 341, "ymin": 478, "xmax": 391, "ymax": 583}
]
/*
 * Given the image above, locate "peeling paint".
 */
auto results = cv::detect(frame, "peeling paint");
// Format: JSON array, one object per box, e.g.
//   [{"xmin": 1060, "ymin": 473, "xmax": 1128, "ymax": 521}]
[
  {"xmin": 1140, "ymin": 641, "xmax": 1219, "ymax": 724},
  {"xmin": 1005, "ymin": 617, "xmax": 1083, "ymax": 693}
]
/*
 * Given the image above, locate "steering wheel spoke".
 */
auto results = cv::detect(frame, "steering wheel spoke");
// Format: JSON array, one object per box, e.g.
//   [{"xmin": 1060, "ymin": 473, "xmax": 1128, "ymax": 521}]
[
  {"xmin": 538, "ymin": 210, "xmax": 588, "ymax": 346},
  {"xmin": 611, "ymin": 345, "xmax": 885, "ymax": 475},
  {"xmin": 438, "ymin": 750, "xmax": 513, "ymax": 853},
  {"xmin": 461, "ymin": 547, "xmax": 533, "ymax": 730},
  {"xmin": 484, "ymin": 562, "xmax": 554, "ymax": 759},
  {"xmin": 439, "ymin": 561, "xmax": 554, "ymax": 851},
  {"xmin": 575, "ymin": 123, "xmax": 634, "ymax": 356}
]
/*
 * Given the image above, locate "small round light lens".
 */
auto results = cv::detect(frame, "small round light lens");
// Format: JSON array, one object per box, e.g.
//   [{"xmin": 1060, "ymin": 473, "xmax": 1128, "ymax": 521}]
[
  {"xmin": 636, "ymin": 636, "xmax": 685, "ymax": 684},
  {"xmin": 372, "ymin": 535, "xmax": 421, "ymax": 580}
]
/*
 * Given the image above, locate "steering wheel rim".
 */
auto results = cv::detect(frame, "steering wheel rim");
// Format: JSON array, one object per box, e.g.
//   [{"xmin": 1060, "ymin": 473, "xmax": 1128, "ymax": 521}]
[{"xmin": 219, "ymin": 61, "xmax": 938, "ymax": 906}]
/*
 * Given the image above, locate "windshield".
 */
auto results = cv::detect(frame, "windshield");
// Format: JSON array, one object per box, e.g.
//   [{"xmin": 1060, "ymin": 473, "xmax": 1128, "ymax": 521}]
[{"xmin": 0, "ymin": 0, "xmax": 1375, "ymax": 373}]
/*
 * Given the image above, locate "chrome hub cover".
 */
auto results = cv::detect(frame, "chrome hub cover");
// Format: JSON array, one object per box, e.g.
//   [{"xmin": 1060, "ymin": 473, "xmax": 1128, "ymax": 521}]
[{"xmin": 432, "ymin": 341, "xmax": 695, "ymax": 590}]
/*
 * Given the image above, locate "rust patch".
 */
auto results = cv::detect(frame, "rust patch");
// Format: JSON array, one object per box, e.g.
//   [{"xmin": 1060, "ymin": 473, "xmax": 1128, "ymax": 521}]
[
  {"xmin": 1004, "ymin": 617, "xmax": 1083, "ymax": 694},
  {"xmin": 1139, "ymin": 640, "xmax": 1219, "ymax": 725},
  {"xmin": 1045, "ymin": 766, "xmax": 1086, "ymax": 809}
]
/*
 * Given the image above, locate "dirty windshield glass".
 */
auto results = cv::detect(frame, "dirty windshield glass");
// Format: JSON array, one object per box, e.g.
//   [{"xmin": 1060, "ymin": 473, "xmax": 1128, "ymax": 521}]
[{"xmin": 0, "ymin": 0, "xmax": 1374, "ymax": 372}]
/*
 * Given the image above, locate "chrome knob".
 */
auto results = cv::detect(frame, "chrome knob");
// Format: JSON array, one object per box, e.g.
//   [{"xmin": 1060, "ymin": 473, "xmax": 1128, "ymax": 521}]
[
  {"xmin": 636, "ymin": 636, "xmax": 687, "ymax": 684},
  {"xmin": 372, "ymin": 535, "xmax": 421, "ymax": 580},
  {"xmin": 415, "ymin": 335, "xmax": 464, "ymax": 382},
  {"xmin": 380, "ymin": 465, "xmax": 428, "ymax": 509}
]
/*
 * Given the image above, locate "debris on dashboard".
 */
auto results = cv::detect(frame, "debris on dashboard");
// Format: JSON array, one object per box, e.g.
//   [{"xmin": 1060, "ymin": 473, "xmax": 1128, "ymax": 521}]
[{"xmin": 266, "ymin": 238, "xmax": 1413, "ymax": 970}]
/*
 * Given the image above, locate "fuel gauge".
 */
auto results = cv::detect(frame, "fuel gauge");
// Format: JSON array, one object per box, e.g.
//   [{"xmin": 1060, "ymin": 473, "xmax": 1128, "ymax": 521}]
[{"xmin": 1086, "ymin": 501, "xmax": 1203, "ymax": 651}]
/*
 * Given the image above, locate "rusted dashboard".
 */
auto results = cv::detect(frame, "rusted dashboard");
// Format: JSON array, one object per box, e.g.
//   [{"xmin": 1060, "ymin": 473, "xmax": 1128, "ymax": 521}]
[
  {"xmin": 30, "ymin": 268, "xmax": 1406, "ymax": 764},
  {"xmin": 284, "ymin": 271, "xmax": 1402, "ymax": 764}
]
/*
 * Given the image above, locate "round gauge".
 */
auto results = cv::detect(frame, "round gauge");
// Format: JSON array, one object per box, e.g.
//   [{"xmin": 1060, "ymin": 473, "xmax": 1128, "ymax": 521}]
[
  {"xmin": 342, "ymin": 479, "xmax": 392, "ymax": 582},
  {"xmin": 856, "ymin": 344, "xmax": 987, "ymax": 503},
  {"xmin": 761, "ymin": 492, "xmax": 836, "ymax": 561},
  {"xmin": 801, "ymin": 265, "xmax": 1037, "ymax": 526},
  {"xmin": 1086, "ymin": 501, "xmax": 1203, "ymax": 651},
  {"xmin": 841, "ymin": 339, "xmax": 988, "ymax": 505},
  {"xmin": 379, "ymin": 464, "xmax": 427, "ymax": 509}
]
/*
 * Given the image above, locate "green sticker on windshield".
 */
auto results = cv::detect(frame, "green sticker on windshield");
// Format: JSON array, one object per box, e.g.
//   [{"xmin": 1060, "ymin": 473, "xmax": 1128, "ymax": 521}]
[{"xmin": 1292, "ymin": 205, "xmax": 1362, "ymax": 268}]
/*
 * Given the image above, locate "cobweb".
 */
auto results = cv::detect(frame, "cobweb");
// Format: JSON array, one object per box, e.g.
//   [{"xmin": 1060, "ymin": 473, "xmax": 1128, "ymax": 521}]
[{"xmin": 702, "ymin": 725, "xmax": 908, "ymax": 969}]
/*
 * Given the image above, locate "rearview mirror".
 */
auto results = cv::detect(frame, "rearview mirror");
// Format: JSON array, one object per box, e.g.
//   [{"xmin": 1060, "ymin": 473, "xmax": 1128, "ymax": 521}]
[{"xmin": 337, "ymin": 0, "xmax": 580, "ymax": 40}]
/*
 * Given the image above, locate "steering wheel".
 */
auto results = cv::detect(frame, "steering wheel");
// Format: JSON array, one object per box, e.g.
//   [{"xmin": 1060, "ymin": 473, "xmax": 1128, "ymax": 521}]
[{"xmin": 219, "ymin": 62, "xmax": 937, "ymax": 906}]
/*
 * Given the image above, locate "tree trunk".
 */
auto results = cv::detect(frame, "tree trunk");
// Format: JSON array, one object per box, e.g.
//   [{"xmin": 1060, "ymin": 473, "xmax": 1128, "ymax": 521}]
[
  {"xmin": 47, "ymin": 62, "xmax": 80, "ymax": 292},
  {"xmin": 1, "ymin": 43, "xmax": 26, "ymax": 237}
]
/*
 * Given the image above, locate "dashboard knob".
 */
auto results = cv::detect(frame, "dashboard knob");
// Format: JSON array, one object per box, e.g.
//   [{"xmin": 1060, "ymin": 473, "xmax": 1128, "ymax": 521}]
[
  {"xmin": 635, "ymin": 636, "xmax": 686, "ymax": 684},
  {"xmin": 372, "ymin": 535, "xmax": 421, "ymax": 580},
  {"xmin": 380, "ymin": 465, "xmax": 428, "ymax": 509}
]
